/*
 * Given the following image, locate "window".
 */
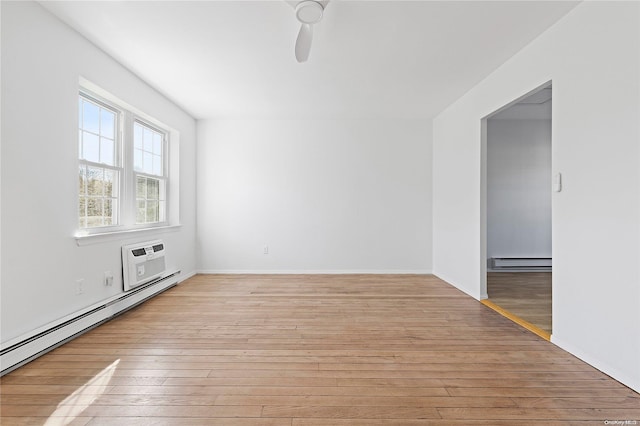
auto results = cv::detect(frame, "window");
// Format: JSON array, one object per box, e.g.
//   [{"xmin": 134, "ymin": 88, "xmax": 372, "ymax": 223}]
[
  {"xmin": 78, "ymin": 95, "xmax": 120, "ymax": 228},
  {"xmin": 134, "ymin": 121, "xmax": 166, "ymax": 224},
  {"xmin": 78, "ymin": 90, "xmax": 169, "ymax": 233}
]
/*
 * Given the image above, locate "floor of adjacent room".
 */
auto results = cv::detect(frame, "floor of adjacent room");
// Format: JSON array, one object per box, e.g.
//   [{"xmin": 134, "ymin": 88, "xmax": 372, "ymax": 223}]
[
  {"xmin": 486, "ymin": 272, "xmax": 552, "ymax": 338},
  {"xmin": 1, "ymin": 274, "xmax": 639, "ymax": 425}
]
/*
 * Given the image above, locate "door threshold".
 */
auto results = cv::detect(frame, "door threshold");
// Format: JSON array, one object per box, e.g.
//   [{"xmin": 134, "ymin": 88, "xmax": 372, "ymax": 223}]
[{"xmin": 481, "ymin": 299, "xmax": 551, "ymax": 341}]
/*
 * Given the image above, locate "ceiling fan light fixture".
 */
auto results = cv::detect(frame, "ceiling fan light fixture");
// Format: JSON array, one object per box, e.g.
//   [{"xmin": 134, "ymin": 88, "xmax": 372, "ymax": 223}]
[{"xmin": 296, "ymin": 1, "xmax": 323, "ymax": 24}]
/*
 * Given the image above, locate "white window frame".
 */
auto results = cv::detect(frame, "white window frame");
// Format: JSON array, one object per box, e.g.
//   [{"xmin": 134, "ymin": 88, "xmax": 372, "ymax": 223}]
[
  {"xmin": 77, "ymin": 86, "xmax": 171, "ymax": 236},
  {"xmin": 130, "ymin": 118, "xmax": 169, "ymax": 226},
  {"xmin": 78, "ymin": 91, "xmax": 123, "ymax": 231}
]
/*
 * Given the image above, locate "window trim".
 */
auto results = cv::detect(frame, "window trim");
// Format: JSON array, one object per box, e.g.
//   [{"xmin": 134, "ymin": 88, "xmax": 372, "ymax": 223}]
[
  {"xmin": 76, "ymin": 83, "xmax": 173, "ymax": 237},
  {"xmin": 75, "ymin": 224, "xmax": 182, "ymax": 246}
]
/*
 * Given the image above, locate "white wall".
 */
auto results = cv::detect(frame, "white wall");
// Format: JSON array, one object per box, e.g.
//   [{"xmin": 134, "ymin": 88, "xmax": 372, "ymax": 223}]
[
  {"xmin": 1, "ymin": 2, "xmax": 197, "ymax": 343},
  {"xmin": 433, "ymin": 2, "xmax": 639, "ymax": 391},
  {"xmin": 487, "ymin": 119, "xmax": 551, "ymax": 262},
  {"xmin": 197, "ymin": 119, "xmax": 432, "ymax": 273}
]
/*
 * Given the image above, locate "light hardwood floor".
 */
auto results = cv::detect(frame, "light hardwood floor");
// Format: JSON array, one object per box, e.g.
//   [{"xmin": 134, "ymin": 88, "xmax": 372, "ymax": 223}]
[
  {"xmin": 487, "ymin": 272, "xmax": 552, "ymax": 334},
  {"xmin": 1, "ymin": 274, "xmax": 638, "ymax": 425}
]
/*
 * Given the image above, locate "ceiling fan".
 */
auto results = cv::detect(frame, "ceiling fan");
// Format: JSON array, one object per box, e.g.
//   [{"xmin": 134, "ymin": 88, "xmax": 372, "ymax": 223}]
[{"xmin": 287, "ymin": 0, "xmax": 330, "ymax": 63}]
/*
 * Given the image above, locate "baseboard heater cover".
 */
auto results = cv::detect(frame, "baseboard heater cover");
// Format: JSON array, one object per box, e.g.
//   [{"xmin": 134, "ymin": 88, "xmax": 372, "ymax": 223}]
[
  {"xmin": 491, "ymin": 257, "xmax": 552, "ymax": 269},
  {"xmin": 0, "ymin": 271, "xmax": 179, "ymax": 376}
]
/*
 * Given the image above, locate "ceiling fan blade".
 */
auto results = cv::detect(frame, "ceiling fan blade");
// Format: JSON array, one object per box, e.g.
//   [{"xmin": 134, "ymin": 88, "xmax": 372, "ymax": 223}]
[{"xmin": 295, "ymin": 23, "xmax": 313, "ymax": 63}]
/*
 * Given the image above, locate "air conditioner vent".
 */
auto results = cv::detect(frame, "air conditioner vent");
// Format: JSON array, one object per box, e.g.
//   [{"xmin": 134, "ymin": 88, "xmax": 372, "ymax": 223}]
[{"xmin": 122, "ymin": 240, "xmax": 167, "ymax": 291}]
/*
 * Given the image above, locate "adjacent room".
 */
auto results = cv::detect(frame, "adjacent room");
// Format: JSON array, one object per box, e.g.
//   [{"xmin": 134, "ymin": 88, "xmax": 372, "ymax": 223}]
[
  {"xmin": 484, "ymin": 84, "xmax": 553, "ymax": 339},
  {"xmin": 2, "ymin": 1, "xmax": 639, "ymax": 424}
]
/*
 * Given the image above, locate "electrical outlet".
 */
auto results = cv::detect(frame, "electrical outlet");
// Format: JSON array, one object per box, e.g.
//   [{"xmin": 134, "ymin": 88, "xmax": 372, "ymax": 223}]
[
  {"xmin": 263, "ymin": 245, "xmax": 269, "ymax": 255},
  {"xmin": 104, "ymin": 271, "xmax": 114, "ymax": 286},
  {"xmin": 76, "ymin": 279, "xmax": 84, "ymax": 295}
]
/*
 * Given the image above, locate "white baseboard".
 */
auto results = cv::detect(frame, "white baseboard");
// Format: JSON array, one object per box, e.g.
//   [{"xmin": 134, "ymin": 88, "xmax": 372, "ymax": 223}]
[
  {"xmin": 178, "ymin": 270, "xmax": 197, "ymax": 282},
  {"xmin": 432, "ymin": 271, "xmax": 482, "ymax": 300},
  {"xmin": 551, "ymin": 335, "xmax": 640, "ymax": 394},
  {"xmin": 487, "ymin": 268, "xmax": 552, "ymax": 273},
  {"xmin": 0, "ymin": 272, "xmax": 180, "ymax": 375},
  {"xmin": 196, "ymin": 269, "xmax": 433, "ymax": 275}
]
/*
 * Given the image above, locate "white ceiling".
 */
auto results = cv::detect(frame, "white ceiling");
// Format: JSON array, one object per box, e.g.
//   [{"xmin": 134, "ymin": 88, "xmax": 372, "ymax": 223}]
[{"xmin": 41, "ymin": 1, "xmax": 578, "ymax": 120}]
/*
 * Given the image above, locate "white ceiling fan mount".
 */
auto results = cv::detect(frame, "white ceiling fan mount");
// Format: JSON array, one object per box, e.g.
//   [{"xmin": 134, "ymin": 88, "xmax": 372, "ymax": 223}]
[
  {"xmin": 289, "ymin": 0, "xmax": 329, "ymax": 63},
  {"xmin": 296, "ymin": 1, "xmax": 324, "ymax": 24}
]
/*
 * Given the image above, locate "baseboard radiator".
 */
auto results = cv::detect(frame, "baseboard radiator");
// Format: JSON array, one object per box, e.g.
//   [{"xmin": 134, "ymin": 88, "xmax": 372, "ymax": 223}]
[
  {"xmin": 0, "ymin": 271, "xmax": 179, "ymax": 376},
  {"xmin": 491, "ymin": 257, "xmax": 552, "ymax": 269}
]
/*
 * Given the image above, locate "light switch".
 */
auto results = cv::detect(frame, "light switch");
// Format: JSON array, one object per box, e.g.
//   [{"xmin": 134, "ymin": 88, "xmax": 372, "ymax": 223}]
[{"xmin": 553, "ymin": 173, "xmax": 562, "ymax": 192}]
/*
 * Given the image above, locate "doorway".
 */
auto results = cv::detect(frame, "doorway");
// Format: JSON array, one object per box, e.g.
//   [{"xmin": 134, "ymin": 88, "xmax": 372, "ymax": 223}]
[{"xmin": 481, "ymin": 83, "xmax": 552, "ymax": 339}]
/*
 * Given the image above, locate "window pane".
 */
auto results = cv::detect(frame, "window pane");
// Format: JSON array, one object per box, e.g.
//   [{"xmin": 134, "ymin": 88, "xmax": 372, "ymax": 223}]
[
  {"xmin": 104, "ymin": 199, "xmax": 113, "ymax": 226},
  {"xmin": 146, "ymin": 201, "xmax": 159, "ymax": 223},
  {"xmin": 143, "ymin": 152, "xmax": 153, "ymax": 174},
  {"xmin": 78, "ymin": 197, "xmax": 86, "ymax": 228},
  {"xmin": 82, "ymin": 132, "xmax": 99, "ymax": 162},
  {"xmin": 103, "ymin": 169, "xmax": 115, "ymax": 197},
  {"xmin": 135, "ymin": 176, "xmax": 165, "ymax": 224},
  {"xmin": 153, "ymin": 155, "xmax": 162, "ymax": 176},
  {"xmin": 134, "ymin": 123, "xmax": 143, "ymax": 149},
  {"xmin": 134, "ymin": 148, "xmax": 143, "ymax": 171},
  {"xmin": 147, "ymin": 178, "xmax": 159, "ymax": 200},
  {"xmin": 82, "ymin": 100, "xmax": 100, "ymax": 133},
  {"xmin": 87, "ymin": 167, "xmax": 104, "ymax": 196},
  {"xmin": 136, "ymin": 200, "xmax": 146, "ymax": 223},
  {"xmin": 80, "ymin": 165, "xmax": 119, "ymax": 228},
  {"xmin": 78, "ymin": 166, "xmax": 86, "ymax": 195},
  {"xmin": 100, "ymin": 109, "xmax": 115, "ymax": 139},
  {"xmin": 78, "ymin": 129, "xmax": 82, "ymax": 157},
  {"xmin": 82, "ymin": 99, "xmax": 100, "ymax": 133},
  {"xmin": 152, "ymin": 133, "xmax": 162, "ymax": 154},
  {"xmin": 87, "ymin": 198, "xmax": 103, "ymax": 227},
  {"xmin": 136, "ymin": 176, "xmax": 146, "ymax": 198},
  {"xmin": 100, "ymin": 138, "xmax": 114, "ymax": 165},
  {"xmin": 143, "ymin": 128, "xmax": 153, "ymax": 152}
]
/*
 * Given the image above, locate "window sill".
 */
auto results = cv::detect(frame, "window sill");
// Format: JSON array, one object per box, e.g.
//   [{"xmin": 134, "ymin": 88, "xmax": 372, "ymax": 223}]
[{"xmin": 75, "ymin": 224, "xmax": 182, "ymax": 246}]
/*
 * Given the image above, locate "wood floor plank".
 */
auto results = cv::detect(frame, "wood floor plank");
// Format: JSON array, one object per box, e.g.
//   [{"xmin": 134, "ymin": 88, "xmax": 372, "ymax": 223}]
[
  {"xmin": 85, "ymin": 419, "xmax": 292, "ymax": 426},
  {"xmin": 447, "ymin": 386, "xmax": 639, "ymax": 398},
  {"xmin": 292, "ymin": 420, "xmax": 604, "ymax": 426},
  {"xmin": 512, "ymin": 397, "xmax": 640, "ymax": 409},
  {"xmin": 215, "ymin": 395, "xmax": 517, "ymax": 408},
  {"xmin": 0, "ymin": 404, "xmax": 263, "ymax": 418},
  {"xmin": 0, "ymin": 417, "xmax": 93, "ymax": 426},
  {"xmin": 261, "ymin": 405, "xmax": 442, "ymax": 419},
  {"xmin": 437, "ymin": 407, "xmax": 640, "ymax": 420},
  {"xmin": 1, "ymin": 274, "xmax": 638, "ymax": 425},
  {"xmin": 103, "ymin": 384, "xmax": 450, "ymax": 397}
]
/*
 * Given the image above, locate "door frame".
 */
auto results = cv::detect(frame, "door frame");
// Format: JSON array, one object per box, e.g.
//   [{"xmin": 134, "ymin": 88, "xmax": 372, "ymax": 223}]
[{"xmin": 479, "ymin": 80, "xmax": 553, "ymax": 300}]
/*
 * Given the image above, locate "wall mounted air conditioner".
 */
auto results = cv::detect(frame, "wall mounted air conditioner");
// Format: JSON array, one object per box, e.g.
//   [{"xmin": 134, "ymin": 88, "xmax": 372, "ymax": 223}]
[{"xmin": 122, "ymin": 240, "xmax": 166, "ymax": 291}]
